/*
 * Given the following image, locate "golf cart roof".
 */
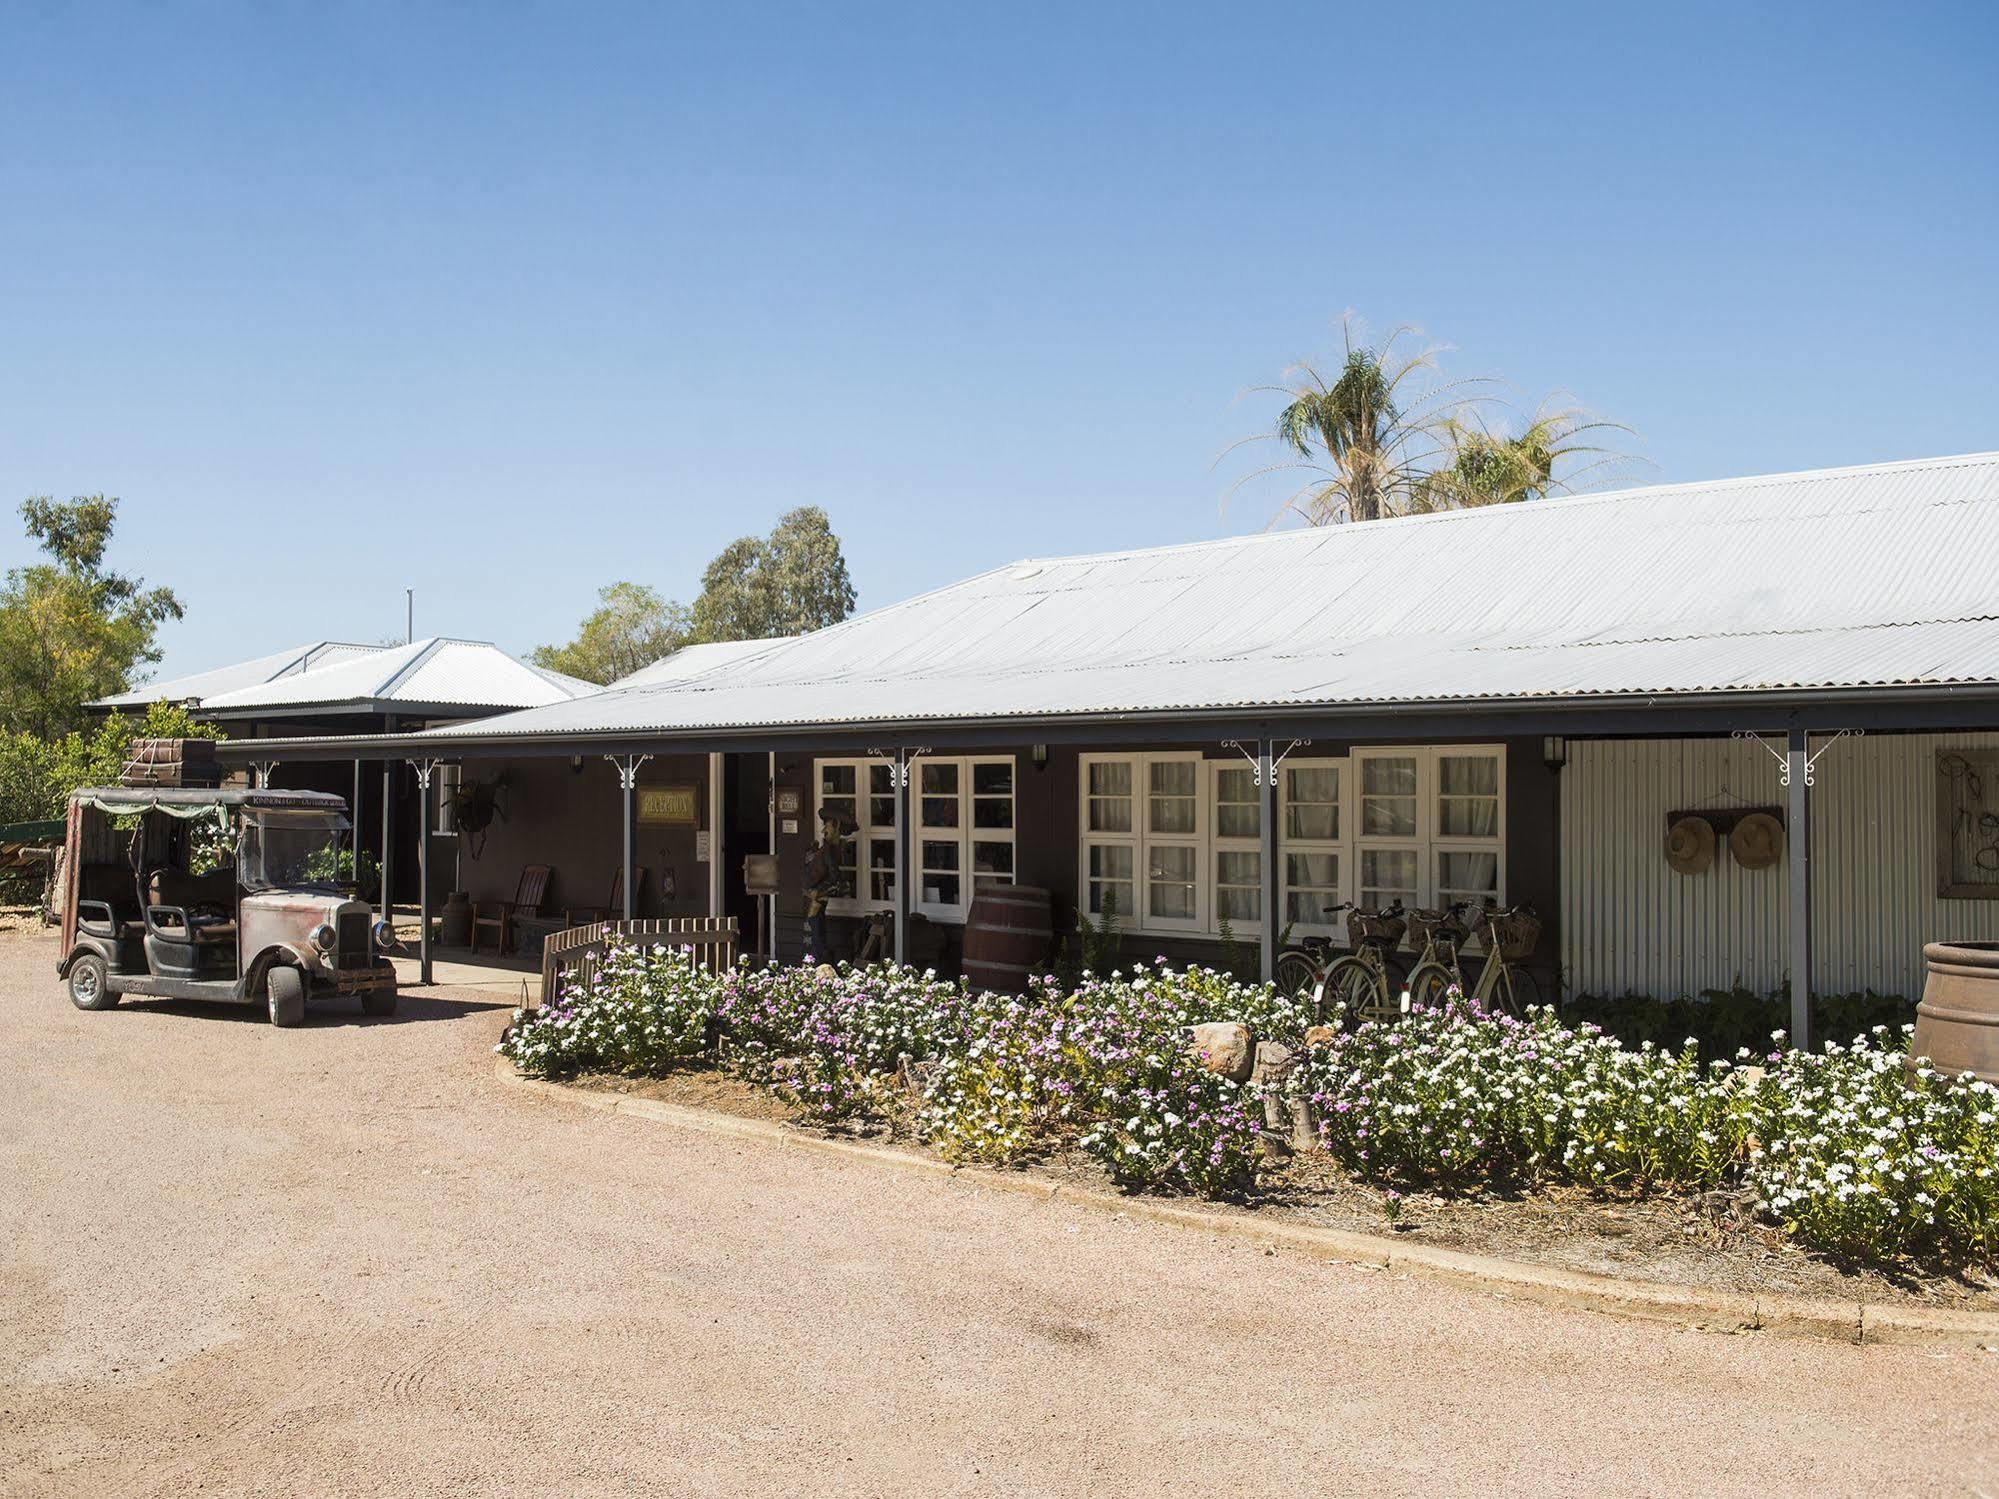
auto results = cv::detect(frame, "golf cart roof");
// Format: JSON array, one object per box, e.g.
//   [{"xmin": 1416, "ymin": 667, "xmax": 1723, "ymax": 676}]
[{"xmin": 69, "ymin": 786, "xmax": 349, "ymax": 820}]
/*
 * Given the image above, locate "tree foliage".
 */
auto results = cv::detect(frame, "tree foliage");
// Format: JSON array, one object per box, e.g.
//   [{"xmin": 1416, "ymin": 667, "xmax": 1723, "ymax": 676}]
[
  {"xmin": 529, "ymin": 583, "xmax": 693, "ymax": 685},
  {"xmin": 1226, "ymin": 316, "xmax": 1636, "ymax": 526},
  {"xmin": 533, "ymin": 508, "xmax": 857, "ymax": 684},
  {"xmin": 0, "ymin": 496, "xmax": 184, "ymax": 738},
  {"xmin": 690, "ymin": 506, "xmax": 857, "ymax": 643},
  {"xmin": 0, "ymin": 701, "xmax": 223, "ymax": 828}
]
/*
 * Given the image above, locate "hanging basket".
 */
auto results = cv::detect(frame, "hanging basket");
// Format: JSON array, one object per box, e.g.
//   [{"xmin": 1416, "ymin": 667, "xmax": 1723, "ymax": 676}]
[
  {"xmin": 1489, "ymin": 910, "xmax": 1542, "ymax": 962},
  {"xmin": 1346, "ymin": 908, "xmax": 1406, "ymax": 951}
]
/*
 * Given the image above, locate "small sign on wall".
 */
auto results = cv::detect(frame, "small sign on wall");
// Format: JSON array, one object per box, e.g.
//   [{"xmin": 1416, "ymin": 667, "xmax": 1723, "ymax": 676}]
[
  {"xmin": 695, "ymin": 831, "xmax": 710, "ymax": 862},
  {"xmin": 776, "ymin": 788, "xmax": 803, "ymax": 816},
  {"xmin": 638, "ymin": 784, "xmax": 699, "ymax": 826}
]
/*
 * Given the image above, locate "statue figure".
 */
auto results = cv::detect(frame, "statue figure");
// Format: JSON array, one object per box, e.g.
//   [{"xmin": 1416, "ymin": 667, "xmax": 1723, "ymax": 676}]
[{"xmin": 802, "ymin": 804, "xmax": 853, "ymax": 961}]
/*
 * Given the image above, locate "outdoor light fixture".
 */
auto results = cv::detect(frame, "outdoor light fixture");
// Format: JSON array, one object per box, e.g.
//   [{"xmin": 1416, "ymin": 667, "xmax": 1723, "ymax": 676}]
[
  {"xmin": 1543, "ymin": 735, "xmax": 1568, "ymax": 771},
  {"xmin": 569, "ymin": 755, "xmax": 583, "ymax": 775},
  {"xmin": 1031, "ymin": 744, "xmax": 1049, "ymax": 770}
]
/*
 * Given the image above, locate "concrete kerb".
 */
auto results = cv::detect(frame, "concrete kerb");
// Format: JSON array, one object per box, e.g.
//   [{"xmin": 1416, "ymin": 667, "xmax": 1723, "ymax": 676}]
[{"xmin": 493, "ymin": 1060, "xmax": 1999, "ymax": 1351}]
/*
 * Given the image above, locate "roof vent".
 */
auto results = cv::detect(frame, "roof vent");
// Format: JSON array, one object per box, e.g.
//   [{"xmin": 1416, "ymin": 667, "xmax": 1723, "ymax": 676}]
[{"xmin": 1007, "ymin": 562, "xmax": 1044, "ymax": 581}]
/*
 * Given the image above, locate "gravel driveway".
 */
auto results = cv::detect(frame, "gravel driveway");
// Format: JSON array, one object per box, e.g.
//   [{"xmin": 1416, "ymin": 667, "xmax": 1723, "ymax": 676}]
[{"xmin": 3, "ymin": 926, "xmax": 1995, "ymax": 1497}]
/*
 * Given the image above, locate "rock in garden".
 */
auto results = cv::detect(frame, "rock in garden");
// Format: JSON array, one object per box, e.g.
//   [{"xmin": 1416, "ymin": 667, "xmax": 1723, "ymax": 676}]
[
  {"xmin": 1303, "ymin": 1024, "xmax": 1338, "ymax": 1050},
  {"xmin": 1187, "ymin": 1021, "xmax": 1255, "ymax": 1082},
  {"xmin": 813, "ymin": 963, "xmax": 839, "ymax": 982},
  {"xmin": 1251, "ymin": 1040, "xmax": 1296, "ymax": 1132}
]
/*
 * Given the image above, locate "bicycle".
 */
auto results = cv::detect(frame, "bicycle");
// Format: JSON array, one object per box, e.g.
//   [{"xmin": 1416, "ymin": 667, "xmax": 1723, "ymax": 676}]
[
  {"xmin": 1273, "ymin": 901, "xmax": 1403, "ymax": 1015},
  {"xmin": 1312, "ymin": 902, "xmax": 1410, "ymax": 1026},
  {"xmin": 1405, "ymin": 901, "xmax": 1543, "ymax": 1015}
]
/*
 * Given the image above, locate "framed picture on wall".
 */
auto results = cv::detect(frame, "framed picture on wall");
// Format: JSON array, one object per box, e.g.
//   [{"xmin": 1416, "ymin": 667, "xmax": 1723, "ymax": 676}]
[{"xmin": 637, "ymin": 784, "xmax": 699, "ymax": 826}]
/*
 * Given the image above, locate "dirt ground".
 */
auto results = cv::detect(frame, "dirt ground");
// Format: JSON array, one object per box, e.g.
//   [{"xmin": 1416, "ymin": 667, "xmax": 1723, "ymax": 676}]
[{"xmin": 4, "ymin": 926, "xmax": 1997, "ymax": 1498}]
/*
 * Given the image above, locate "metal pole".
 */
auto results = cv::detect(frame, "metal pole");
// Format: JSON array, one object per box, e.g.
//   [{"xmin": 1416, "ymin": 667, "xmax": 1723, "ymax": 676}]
[
  {"xmin": 893, "ymin": 748, "xmax": 910, "ymax": 966},
  {"xmin": 1787, "ymin": 726, "xmax": 1813, "ymax": 1052},
  {"xmin": 1258, "ymin": 737, "xmax": 1278, "ymax": 984},
  {"xmin": 405, "ymin": 588, "xmax": 414, "ymax": 644},
  {"xmin": 707, "ymin": 751, "xmax": 724, "ymax": 919},
  {"xmin": 767, "ymin": 751, "xmax": 778, "ymax": 964},
  {"xmin": 414, "ymin": 761, "xmax": 433, "ymax": 986},
  {"xmin": 622, "ymin": 763, "xmax": 636, "ymax": 922}
]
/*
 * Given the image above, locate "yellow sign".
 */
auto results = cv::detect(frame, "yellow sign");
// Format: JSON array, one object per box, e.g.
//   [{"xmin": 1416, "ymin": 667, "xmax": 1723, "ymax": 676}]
[{"xmin": 637, "ymin": 784, "xmax": 698, "ymax": 826}]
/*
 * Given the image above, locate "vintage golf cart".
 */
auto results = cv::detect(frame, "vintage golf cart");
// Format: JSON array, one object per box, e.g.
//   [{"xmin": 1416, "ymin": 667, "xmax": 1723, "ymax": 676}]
[{"xmin": 54, "ymin": 784, "xmax": 399, "ymax": 1025}]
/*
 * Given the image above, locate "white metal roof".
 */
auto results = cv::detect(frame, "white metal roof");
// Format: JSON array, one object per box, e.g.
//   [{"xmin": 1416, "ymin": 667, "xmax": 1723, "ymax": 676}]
[
  {"xmin": 93, "ymin": 641, "xmax": 390, "ymax": 709},
  {"xmin": 410, "ymin": 452, "xmax": 1999, "ymax": 739},
  {"xmin": 608, "ymin": 637, "xmax": 792, "ymax": 691},
  {"xmin": 192, "ymin": 638, "xmax": 597, "ymax": 715}
]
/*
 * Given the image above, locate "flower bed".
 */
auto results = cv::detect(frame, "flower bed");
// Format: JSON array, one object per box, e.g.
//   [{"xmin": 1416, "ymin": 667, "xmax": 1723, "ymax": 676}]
[{"xmin": 499, "ymin": 944, "xmax": 1998, "ymax": 1272}]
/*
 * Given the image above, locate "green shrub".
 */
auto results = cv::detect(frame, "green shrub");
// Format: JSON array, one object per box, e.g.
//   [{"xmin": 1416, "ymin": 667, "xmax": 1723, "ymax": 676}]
[{"xmin": 1565, "ymin": 986, "xmax": 1915, "ymax": 1061}]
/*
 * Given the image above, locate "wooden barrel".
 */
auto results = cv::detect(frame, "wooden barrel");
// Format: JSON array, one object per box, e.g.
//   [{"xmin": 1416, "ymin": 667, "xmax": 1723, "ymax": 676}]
[
  {"xmin": 960, "ymin": 885, "xmax": 1054, "ymax": 993},
  {"xmin": 1912, "ymin": 942, "xmax": 1999, "ymax": 1087}
]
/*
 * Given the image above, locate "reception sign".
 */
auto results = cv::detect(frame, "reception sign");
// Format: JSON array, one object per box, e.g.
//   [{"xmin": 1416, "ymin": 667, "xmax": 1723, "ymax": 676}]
[{"xmin": 637, "ymin": 784, "xmax": 699, "ymax": 827}]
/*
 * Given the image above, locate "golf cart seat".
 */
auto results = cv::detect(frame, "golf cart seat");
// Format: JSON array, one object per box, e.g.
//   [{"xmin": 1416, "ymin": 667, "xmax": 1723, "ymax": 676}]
[{"xmin": 76, "ymin": 862, "xmax": 146, "ymax": 940}]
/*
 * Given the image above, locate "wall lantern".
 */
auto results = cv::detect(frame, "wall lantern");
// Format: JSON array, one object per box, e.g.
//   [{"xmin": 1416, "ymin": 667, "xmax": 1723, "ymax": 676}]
[
  {"xmin": 1542, "ymin": 735, "xmax": 1568, "ymax": 771},
  {"xmin": 569, "ymin": 755, "xmax": 584, "ymax": 775},
  {"xmin": 1031, "ymin": 744, "xmax": 1049, "ymax": 771}
]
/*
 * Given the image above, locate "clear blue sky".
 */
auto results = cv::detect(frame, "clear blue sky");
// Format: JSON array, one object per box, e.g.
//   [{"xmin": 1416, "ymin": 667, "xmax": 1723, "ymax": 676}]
[{"xmin": 4, "ymin": 2, "xmax": 1995, "ymax": 683}]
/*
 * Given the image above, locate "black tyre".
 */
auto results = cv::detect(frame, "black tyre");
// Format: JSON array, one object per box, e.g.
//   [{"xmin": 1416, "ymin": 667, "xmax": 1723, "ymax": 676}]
[
  {"xmin": 1273, "ymin": 949, "xmax": 1320, "ymax": 1001},
  {"xmin": 67, "ymin": 953, "xmax": 118, "ymax": 1012},
  {"xmin": 267, "ymin": 966, "xmax": 306, "ymax": 1028},
  {"xmin": 1493, "ymin": 965, "xmax": 1541, "ymax": 1017},
  {"xmin": 361, "ymin": 989, "xmax": 399, "ymax": 1018},
  {"xmin": 1406, "ymin": 960, "xmax": 1456, "ymax": 1011},
  {"xmin": 1322, "ymin": 956, "xmax": 1394, "ymax": 1026}
]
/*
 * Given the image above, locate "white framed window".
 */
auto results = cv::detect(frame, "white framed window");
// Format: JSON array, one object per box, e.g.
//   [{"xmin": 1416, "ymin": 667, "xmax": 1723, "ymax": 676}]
[
  {"xmin": 816, "ymin": 755, "xmax": 1015, "ymax": 923},
  {"xmin": 1078, "ymin": 746, "xmax": 1506, "ymax": 941}
]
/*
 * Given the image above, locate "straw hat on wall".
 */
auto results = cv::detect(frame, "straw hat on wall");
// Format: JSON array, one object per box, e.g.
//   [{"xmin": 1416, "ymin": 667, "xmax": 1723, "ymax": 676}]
[
  {"xmin": 1665, "ymin": 814, "xmax": 1716, "ymax": 875},
  {"xmin": 1729, "ymin": 811, "xmax": 1785, "ymax": 870}
]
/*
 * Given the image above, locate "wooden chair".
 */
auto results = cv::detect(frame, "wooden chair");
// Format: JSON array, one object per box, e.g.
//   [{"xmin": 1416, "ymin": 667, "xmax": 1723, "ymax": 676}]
[
  {"xmin": 471, "ymin": 864, "xmax": 552, "ymax": 955},
  {"xmin": 565, "ymin": 865, "xmax": 645, "ymax": 926}
]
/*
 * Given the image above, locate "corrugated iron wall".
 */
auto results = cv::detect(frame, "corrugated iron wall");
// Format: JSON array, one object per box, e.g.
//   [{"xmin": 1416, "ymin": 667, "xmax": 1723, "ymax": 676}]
[{"xmin": 1561, "ymin": 732, "xmax": 1999, "ymax": 1000}]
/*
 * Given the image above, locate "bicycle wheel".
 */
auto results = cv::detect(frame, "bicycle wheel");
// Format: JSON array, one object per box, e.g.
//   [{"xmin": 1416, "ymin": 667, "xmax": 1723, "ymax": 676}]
[
  {"xmin": 1406, "ymin": 960, "xmax": 1457, "ymax": 1012},
  {"xmin": 1492, "ymin": 964, "xmax": 1541, "ymax": 1017},
  {"xmin": 1273, "ymin": 948, "xmax": 1321, "ymax": 1001},
  {"xmin": 1321, "ymin": 956, "xmax": 1394, "ymax": 1026}
]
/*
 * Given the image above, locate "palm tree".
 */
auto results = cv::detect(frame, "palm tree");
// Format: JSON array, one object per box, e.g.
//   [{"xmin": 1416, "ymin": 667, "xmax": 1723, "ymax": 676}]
[
  {"xmin": 1224, "ymin": 318, "xmax": 1493, "ymax": 526},
  {"xmin": 1421, "ymin": 402, "xmax": 1637, "ymax": 510}
]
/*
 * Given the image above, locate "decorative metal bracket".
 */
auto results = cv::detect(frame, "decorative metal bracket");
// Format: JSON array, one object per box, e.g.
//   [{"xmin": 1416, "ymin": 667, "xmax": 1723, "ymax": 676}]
[
  {"xmin": 865, "ymin": 746, "xmax": 931, "ymax": 789},
  {"xmin": 406, "ymin": 757, "xmax": 443, "ymax": 792},
  {"xmin": 250, "ymin": 760, "xmax": 280, "ymax": 788},
  {"xmin": 1732, "ymin": 728, "xmax": 1864, "ymax": 788},
  {"xmin": 604, "ymin": 753, "xmax": 653, "ymax": 790},
  {"xmin": 1221, "ymin": 739, "xmax": 1312, "ymax": 786}
]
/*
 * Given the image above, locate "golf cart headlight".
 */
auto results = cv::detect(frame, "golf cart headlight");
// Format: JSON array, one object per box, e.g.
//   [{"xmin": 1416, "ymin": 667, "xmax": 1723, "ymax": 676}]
[
  {"xmin": 311, "ymin": 923, "xmax": 338, "ymax": 953},
  {"xmin": 371, "ymin": 920, "xmax": 396, "ymax": 951}
]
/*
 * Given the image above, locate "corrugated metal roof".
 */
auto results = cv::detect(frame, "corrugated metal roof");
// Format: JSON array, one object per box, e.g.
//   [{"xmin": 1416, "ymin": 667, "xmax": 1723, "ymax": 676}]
[
  {"xmin": 608, "ymin": 637, "xmax": 792, "ymax": 691},
  {"xmin": 418, "ymin": 451, "xmax": 1999, "ymax": 740},
  {"xmin": 194, "ymin": 638, "xmax": 596, "ymax": 714},
  {"xmin": 93, "ymin": 641, "xmax": 390, "ymax": 709}
]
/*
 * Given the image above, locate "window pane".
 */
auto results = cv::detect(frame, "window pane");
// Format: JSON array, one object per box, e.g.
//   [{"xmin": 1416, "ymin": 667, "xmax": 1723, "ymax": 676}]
[
  {"xmin": 1089, "ymin": 761, "xmax": 1131, "ymax": 797},
  {"xmin": 973, "ymin": 797, "xmax": 1013, "ymax": 830},
  {"xmin": 920, "ymin": 838, "xmax": 961, "ymax": 908},
  {"xmin": 1217, "ymin": 885, "xmax": 1261, "ymax": 922},
  {"xmin": 972, "ymin": 840, "xmax": 1014, "ymax": 885},
  {"xmin": 1089, "ymin": 844, "xmax": 1133, "ymax": 881},
  {"xmin": 1287, "ymin": 852, "xmax": 1338, "ymax": 889},
  {"xmin": 1216, "ymin": 849, "xmax": 1260, "ymax": 887},
  {"xmin": 1439, "ymin": 755, "xmax": 1498, "ymax": 797},
  {"xmin": 1148, "ymin": 845, "xmax": 1196, "ymax": 919},
  {"xmin": 870, "ymin": 796, "xmax": 897, "ymax": 826},
  {"xmin": 1359, "ymin": 848, "xmax": 1418, "ymax": 907},
  {"xmin": 1284, "ymin": 765, "xmax": 1339, "ymax": 841},
  {"xmin": 1149, "ymin": 760, "xmax": 1197, "ymax": 835},
  {"xmin": 868, "ymin": 838, "xmax": 897, "ymax": 902},
  {"xmin": 821, "ymin": 764, "xmax": 856, "ymax": 796},
  {"xmin": 972, "ymin": 761, "xmax": 1013, "ymax": 796},
  {"xmin": 820, "ymin": 797, "xmax": 856, "ymax": 828},
  {"xmin": 1216, "ymin": 802, "xmax": 1259, "ymax": 839},
  {"xmin": 1439, "ymin": 798, "xmax": 1499, "ymax": 837},
  {"xmin": 1361, "ymin": 795, "xmax": 1417, "ymax": 837},
  {"xmin": 1438, "ymin": 850, "xmax": 1500, "ymax": 896},
  {"xmin": 1088, "ymin": 878, "xmax": 1133, "ymax": 918},
  {"xmin": 1216, "ymin": 766, "xmax": 1254, "ymax": 803},
  {"xmin": 921, "ymin": 762, "xmax": 959, "ymax": 796},
  {"xmin": 1362, "ymin": 757, "xmax": 1417, "ymax": 796},
  {"xmin": 1088, "ymin": 796, "xmax": 1132, "ymax": 834},
  {"xmin": 869, "ymin": 763, "xmax": 894, "ymax": 795}
]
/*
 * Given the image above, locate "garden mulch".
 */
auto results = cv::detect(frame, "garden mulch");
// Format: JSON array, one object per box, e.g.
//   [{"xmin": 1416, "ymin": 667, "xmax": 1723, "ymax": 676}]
[{"xmin": 570, "ymin": 1066, "xmax": 1999, "ymax": 1315}]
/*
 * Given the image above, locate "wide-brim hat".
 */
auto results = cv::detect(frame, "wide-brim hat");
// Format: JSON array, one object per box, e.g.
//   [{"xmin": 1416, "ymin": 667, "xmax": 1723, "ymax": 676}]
[
  {"xmin": 1665, "ymin": 814, "xmax": 1716, "ymax": 876},
  {"xmin": 1730, "ymin": 811, "xmax": 1784, "ymax": 870}
]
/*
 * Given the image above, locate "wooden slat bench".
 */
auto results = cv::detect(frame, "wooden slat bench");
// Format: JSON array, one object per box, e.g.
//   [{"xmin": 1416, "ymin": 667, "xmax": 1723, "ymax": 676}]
[{"xmin": 537, "ymin": 916, "xmax": 740, "ymax": 1007}]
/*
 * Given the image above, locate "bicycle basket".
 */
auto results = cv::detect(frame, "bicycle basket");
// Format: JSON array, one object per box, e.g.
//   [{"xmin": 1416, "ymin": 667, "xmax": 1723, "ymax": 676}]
[
  {"xmin": 1489, "ymin": 910, "xmax": 1542, "ymax": 962},
  {"xmin": 1404, "ymin": 908, "xmax": 1468, "ymax": 950},
  {"xmin": 1346, "ymin": 909, "xmax": 1407, "ymax": 950}
]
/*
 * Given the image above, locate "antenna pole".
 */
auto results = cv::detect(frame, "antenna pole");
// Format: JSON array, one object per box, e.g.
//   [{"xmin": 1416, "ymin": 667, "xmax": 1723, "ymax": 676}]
[{"xmin": 405, "ymin": 588, "xmax": 414, "ymax": 644}]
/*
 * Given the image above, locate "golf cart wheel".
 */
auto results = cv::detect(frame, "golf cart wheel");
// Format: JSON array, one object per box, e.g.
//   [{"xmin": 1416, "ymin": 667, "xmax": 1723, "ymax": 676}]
[
  {"xmin": 267, "ymin": 966, "xmax": 306, "ymax": 1028},
  {"xmin": 360, "ymin": 989, "xmax": 399, "ymax": 1018},
  {"xmin": 67, "ymin": 953, "xmax": 118, "ymax": 1012}
]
